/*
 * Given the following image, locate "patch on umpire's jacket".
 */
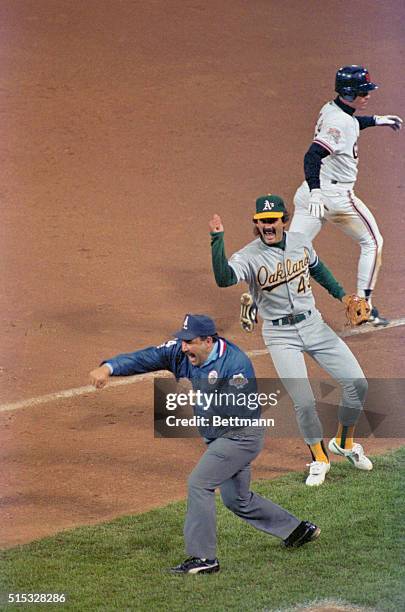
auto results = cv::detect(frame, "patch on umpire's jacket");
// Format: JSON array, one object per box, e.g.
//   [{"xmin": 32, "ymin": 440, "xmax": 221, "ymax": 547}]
[
  {"xmin": 208, "ymin": 370, "xmax": 218, "ymax": 384},
  {"xmin": 229, "ymin": 373, "xmax": 249, "ymax": 389}
]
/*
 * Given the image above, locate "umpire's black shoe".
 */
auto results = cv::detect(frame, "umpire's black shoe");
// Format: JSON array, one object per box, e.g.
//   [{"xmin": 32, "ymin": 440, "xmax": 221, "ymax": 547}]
[
  {"xmin": 283, "ymin": 521, "xmax": 321, "ymax": 548},
  {"xmin": 169, "ymin": 556, "xmax": 220, "ymax": 575}
]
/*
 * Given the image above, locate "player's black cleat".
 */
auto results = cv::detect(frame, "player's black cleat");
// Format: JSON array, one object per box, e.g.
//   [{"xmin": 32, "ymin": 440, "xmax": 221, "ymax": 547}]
[
  {"xmin": 283, "ymin": 521, "xmax": 321, "ymax": 548},
  {"xmin": 240, "ymin": 293, "xmax": 258, "ymax": 333},
  {"xmin": 368, "ymin": 306, "xmax": 389, "ymax": 327},
  {"xmin": 169, "ymin": 556, "xmax": 220, "ymax": 575}
]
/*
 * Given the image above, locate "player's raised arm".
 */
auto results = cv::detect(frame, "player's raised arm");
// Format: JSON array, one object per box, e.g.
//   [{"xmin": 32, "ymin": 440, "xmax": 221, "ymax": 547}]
[{"xmin": 209, "ymin": 214, "xmax": 238, "ymax": 287}]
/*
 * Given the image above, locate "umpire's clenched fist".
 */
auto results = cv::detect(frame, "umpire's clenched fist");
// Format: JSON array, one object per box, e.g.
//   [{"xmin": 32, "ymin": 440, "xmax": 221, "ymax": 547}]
[{"xmin": 89, "ymin": 365, "xmax": 111, "ymax": 389}]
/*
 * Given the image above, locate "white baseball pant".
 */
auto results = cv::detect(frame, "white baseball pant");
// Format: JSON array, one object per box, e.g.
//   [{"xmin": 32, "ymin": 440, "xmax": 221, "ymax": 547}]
[{"xmin": 290, "ymin": 180, "xmax": 383, "ymax": 297}]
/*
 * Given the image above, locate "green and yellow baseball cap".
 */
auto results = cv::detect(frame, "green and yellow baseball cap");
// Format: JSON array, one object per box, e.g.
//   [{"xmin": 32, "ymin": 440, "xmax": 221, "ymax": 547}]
[{"xmin": 253, "ymin": 194, "xmax": 286, "ymax": 220}]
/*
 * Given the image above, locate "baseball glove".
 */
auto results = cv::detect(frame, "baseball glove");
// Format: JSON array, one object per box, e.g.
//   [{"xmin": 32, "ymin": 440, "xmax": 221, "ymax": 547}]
[
  {"xmin": 240, "ymin": 293, "xmax": 258, "ymax": 332},
  {"xmin": 342, "ymin": 294, "xmax": 371, "ymax": 327}
]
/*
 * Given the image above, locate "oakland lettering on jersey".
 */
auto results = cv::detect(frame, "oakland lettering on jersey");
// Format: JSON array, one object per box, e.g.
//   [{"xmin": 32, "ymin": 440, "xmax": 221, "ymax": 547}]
[{"xmin": 257, "ymin": 254, "xmax": 310, "ymax": 292}]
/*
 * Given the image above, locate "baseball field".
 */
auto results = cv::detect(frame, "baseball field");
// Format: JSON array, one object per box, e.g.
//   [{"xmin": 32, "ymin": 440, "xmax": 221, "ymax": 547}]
[{"xmin": 0, "ymin": 0, "xmax": 404, "ymax": 610}]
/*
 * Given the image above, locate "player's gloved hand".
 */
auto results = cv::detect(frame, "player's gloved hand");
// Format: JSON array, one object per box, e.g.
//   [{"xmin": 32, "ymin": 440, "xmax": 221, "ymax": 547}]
[
  {"xmin": 374, "ymin": 115, "xmax": 403, "ymax": 131},
  {"xmin": 308, "ymin": 189, "xmax": 326, "ymax": 219},
  {"xmin": 342, "ymin": 294, "xmax": 371, "ymax": 327}
]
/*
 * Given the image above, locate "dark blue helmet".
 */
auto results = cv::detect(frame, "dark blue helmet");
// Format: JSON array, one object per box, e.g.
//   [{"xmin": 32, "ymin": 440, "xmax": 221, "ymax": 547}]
[{"xmin": 335, "ymin": 65, "xmax": 378, "ymax": 101}]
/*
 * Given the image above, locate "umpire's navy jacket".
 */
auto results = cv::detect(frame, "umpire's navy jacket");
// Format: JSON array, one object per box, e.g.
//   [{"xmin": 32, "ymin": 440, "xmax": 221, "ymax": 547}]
[{"xmin": 103, "ymin": 337, "xmax": 261, "ymax": 439}]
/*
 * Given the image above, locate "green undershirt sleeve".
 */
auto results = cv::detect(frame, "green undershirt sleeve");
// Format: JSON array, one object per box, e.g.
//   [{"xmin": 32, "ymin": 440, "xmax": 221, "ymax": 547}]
[
  {"xmin": 310, "ymin": 259, "xmax": 346, "ymax": 300},
  {"xmin": 210, "ymin": 231, "xmax": 238, "ymax": 287}
]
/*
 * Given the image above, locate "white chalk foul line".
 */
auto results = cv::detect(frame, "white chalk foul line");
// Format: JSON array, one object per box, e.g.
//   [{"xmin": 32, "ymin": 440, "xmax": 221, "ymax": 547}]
[
  {"xmin": 1, "ymin": 317, "xmax": 404, "ymax": 414},
  {"xmin": 339, "ymin": 316, "xmax": 405, "ymax": 337},
  {"xmin": 0, "ymin": 371, "xmax": 172, "ymax": 414}
]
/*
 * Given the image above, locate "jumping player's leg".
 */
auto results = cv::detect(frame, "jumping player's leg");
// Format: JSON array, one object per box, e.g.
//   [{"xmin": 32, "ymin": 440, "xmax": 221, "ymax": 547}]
[
  {"xmin": 289, "ymin": 181, "xmax": 325, "ymax": 239},
  {"xmin": 332, "ymin": 191, "xmax": 383, "ymax": 300}
]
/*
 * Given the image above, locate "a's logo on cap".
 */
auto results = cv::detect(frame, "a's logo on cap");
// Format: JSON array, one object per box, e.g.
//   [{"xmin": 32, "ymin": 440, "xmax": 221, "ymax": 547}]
[
  {"xmin": 263, "ymin": 200, "xmax": 275, "ymax": 211},
  {"xmin": 183, "ymin": 316, "xmax": 189, "ymax": 329}
]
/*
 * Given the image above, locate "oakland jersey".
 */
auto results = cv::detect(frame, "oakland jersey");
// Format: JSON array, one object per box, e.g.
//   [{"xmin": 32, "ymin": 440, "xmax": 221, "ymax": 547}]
[{"xmin": 229, "ymin": 232, "xmax": 318, "ymax": 320}]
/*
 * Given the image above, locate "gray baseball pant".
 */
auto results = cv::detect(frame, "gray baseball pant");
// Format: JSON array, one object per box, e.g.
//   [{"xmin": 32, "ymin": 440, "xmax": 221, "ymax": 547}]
[
  {"xmin": 184, "ymin": 432, "xmax": 300, "ymax": 559},
  {"xmin": 263, "ymin": 311, "xmax": 368, "ymax": 444}
]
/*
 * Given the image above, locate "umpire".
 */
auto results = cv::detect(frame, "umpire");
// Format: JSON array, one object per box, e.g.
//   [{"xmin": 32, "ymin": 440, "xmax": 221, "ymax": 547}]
[{"xmin": 89, "ymin": 314, "xmax": 320, "ymax": 574}]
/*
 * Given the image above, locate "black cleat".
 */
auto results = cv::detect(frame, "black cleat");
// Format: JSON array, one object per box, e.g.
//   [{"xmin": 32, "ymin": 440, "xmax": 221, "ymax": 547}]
[
  {"xmin": 169, "ymin": 556, "xmax": 220, "ymax": 575},
  {"xmin": 368, "ymin": 307, "xmax": 389, "ymax": 327},
  {"xmin": 283, "ymin": 521, "xmax": 321, "ymax": 548}
]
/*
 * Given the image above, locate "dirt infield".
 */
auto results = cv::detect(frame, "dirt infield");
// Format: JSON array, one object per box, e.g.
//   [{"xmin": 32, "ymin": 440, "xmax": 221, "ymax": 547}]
[{"xmin": 0, "ymin": 0, "xmax": 404, "ymax": 549}]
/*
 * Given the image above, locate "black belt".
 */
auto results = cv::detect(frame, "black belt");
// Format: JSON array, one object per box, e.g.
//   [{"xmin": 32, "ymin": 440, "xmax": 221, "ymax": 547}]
[{"xmin": 271, "ymin": 310, "xmax": 312, "ymax": 326}]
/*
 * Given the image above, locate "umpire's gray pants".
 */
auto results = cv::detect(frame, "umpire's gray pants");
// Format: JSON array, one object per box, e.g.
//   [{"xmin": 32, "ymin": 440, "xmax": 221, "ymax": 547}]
[{"xmin": 184, "ymin": 432, "xmax": 300, "ymax": 559}]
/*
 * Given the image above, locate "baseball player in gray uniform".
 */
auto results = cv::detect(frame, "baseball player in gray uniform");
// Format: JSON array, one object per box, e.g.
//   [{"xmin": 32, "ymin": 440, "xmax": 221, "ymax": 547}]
[
  {"xmin": 209, "ymin": 194, "xmax": 372, "ymax": 486},
  {"xmin": 290, "ymin": 65, "xmax": 403, "ymax": 325}
]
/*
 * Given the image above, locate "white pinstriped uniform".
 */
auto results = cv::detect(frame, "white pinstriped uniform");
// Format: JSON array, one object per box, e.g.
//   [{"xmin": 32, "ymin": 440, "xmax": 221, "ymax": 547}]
[{"xmin": 290, "ymin": 100, "xmax": 383, "ymax": 297}]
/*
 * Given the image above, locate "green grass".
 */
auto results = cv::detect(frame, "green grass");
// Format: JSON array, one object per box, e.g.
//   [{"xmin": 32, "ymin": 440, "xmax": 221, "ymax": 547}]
[{"xmin": 1, "ymin": 448, "xmax": 404, "ymax": 612}]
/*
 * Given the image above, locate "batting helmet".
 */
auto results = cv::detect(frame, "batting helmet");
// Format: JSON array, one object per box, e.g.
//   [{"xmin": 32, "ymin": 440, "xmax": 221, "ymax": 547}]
[{"xmin": 335, "ymin": 65, "xmax": 378, "ymax": 101}]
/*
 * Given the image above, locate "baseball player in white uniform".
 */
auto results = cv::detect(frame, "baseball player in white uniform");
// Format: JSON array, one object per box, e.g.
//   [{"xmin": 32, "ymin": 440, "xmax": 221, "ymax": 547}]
[
  {"xmin": 209, "ymin": 194, "xmax": 372, "ymax": 486},
  {"xmin": 289, "ymin": 65, "xmax": 403, "ymax": 325}
]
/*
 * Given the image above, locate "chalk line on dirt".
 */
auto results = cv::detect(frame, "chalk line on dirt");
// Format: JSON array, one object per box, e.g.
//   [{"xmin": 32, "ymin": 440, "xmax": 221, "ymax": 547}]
[{"xmin": 1, "ymin": 318, "xmax": 404, "ymax": 414}]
